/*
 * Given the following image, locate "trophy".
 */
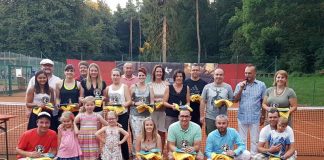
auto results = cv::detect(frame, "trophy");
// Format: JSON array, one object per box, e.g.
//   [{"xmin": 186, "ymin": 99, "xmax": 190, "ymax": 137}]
[
  {"xmin": 103, "ymin": 95, "xmax": 125, "ymax": 115},
  {"xmin": 59, "ymin": 98, "xmax": 79, "ymax": 112},
  {"xmin": 32, "ymin": 96, "xmax": 54, "ymax": 115},
  {"xmin": 93, "ymin": 89, "xmax": 103, "ymax": 107}
]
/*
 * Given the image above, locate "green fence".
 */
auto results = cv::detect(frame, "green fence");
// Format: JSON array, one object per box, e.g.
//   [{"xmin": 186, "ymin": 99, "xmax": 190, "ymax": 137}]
[{"xmin": 0, "ymin": 52, "xmax": 65, "ymax": 95}]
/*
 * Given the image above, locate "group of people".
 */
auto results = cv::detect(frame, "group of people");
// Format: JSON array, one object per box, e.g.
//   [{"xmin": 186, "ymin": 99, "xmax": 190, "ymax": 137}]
[{"xmin": 16, "ymin": 59, "xmax": 298, "ymax": 160}]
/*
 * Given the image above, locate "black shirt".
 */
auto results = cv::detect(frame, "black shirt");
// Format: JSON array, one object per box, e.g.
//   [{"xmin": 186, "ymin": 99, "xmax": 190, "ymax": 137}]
[
  {"xmin": 165, "ymin": 84, "xmax": 187, "ymax": 117},
  {"xmin": 81, "ymin": 79, "xmax": 107, "ymax": 112},
  {"xmin": 184, "ymin": 78, "xmax": 207, "ymax": 126}
]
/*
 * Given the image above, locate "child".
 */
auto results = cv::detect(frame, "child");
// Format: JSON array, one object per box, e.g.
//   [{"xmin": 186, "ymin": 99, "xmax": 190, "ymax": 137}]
[
  {"xmin": 74, "ymin": 96, "xmax": 108, "ymax": 160},
  {"xmin": 95, "ymin": 111, "xmax": 129, "ymax": 160},
  {"xmin": 267, "ymin": 117, "xmax": 294, "ymax": 159},
  {"xmin": 57, "ymin": 111, "xmax": 82, "ymax": 160}
]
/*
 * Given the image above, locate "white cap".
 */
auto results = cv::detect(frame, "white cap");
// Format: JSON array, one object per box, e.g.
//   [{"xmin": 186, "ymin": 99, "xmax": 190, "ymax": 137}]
[
  {"xmin": 37, "ymin": 112, "xmax": 51, "ymax": 120},
  {"xmin": 40, "ymin": 59, "xmax": 54, "ymax": 65}
]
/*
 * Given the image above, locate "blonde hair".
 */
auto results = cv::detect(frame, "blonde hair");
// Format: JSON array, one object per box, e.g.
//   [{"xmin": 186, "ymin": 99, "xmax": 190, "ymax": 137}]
[
  {"xmin": 273, "ymin": 70, "xmax": 288, "ymax": 87},
  {"xmin": 278, "ymin": 116, "xmax": 289, "ymax": 126},
  {"xmin": 80, "ymin": 96, "xmax": 95, "ymax": 113},
  {"xmin": 140, "ymin": 117, "xmax": 158, "ymax": 143},
  {"xmin": 59, "ymin": 111, "xmax": 74, "ymax": 122},
  {"xmin": 86, "ymin": 63, "xmax": 103, "ymax": 90},
  {"xmin": 83, "ymin": 96, "xmax": 95, "ymax": 103},
  {"xmin": 106, "ymin": 111, "xmax": 118, "ymax": 120}
]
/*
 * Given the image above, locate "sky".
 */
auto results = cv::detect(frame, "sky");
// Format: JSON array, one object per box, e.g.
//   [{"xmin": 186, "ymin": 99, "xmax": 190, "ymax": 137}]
[{"xmin": 104, "ymin": 0, "xmax": 128, "ymax": 12}]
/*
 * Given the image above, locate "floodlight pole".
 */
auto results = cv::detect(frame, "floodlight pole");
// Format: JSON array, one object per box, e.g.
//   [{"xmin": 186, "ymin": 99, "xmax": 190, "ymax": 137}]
[{"xmin": 162, "ymin": 16, "xmax": 167, "ymax": 62}]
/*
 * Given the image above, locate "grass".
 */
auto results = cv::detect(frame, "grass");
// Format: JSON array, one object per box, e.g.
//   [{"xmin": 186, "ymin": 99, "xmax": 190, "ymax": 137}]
[
  {"xmin": 1, "ymin": 75, "xmax": 324, "ymax": 106},
  {"xmin": 258, "ymin": 75, "xmax": 324, "ymax": 106}
]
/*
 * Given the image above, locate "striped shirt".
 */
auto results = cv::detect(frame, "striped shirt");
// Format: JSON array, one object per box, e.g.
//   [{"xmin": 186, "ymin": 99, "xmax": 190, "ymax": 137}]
[{"xmin": 234, "ymin": 79, "xmax": 266, "ymax": 124}]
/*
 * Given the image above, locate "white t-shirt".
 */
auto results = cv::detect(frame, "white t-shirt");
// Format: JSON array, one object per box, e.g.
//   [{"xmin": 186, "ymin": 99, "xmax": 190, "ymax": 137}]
[
  {"xmin": 27, "ymin": 75, "xmax": 61, "ymax": 116},
  {"xmin": 27, "ymin": 75, "xmax": 61, "ymax": 91},
  {"xmin": 268, "ymin": 130, "xmax": 291, "ymax": 156},
  {"xmin": 259, "ymin": 124, "xmax": 294, "ymax": 143}
]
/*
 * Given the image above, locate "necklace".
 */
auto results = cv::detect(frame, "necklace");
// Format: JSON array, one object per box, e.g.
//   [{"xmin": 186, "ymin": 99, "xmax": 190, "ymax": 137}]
[
  {"xmin": 275, "ymin": 87, "xmax": 286, "ymax": 96},
  {"xmin": 143, "ymin": 138, "xmax": 155, "ymax": 151}
]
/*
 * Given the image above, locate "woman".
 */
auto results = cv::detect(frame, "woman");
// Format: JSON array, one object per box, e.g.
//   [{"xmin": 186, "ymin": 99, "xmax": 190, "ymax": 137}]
[
  {"xmin": 105, "ymin": 68, "xmax": 132, "ymax": 159},
  {"xmin": 262, "ymin": 70, "xmax": 297, "ymax": 125},
  {"xmin": 130, "ymin": 67, "xmax": 155, "ymax": 156},
  {"xmin": 163, "ymin": 70, "xmax": 190, "ymax": 129},
  {"xmin": 135, "ymin": 117, "xmax": 162, "ymax": 160},
  {"xmin": 149, "ymin": 65, "xmax": 169, "ymax": 150},
  {"xmin": 80, "ymin": 63, "xmax": 106, "ymax": 114},
  {"xmin": 55, "ymin": 64, "xmax": 81, "ymax": 117},
  {"xmin": 26, "ymin": 70, "xmax": 55, "ymax": 130}
]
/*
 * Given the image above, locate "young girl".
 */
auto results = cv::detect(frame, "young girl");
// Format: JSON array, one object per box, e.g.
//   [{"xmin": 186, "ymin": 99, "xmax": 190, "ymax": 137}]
[
  {"xmin": 74, "ymin": 96, "xmax": 108, "ymax": 160},
  {"xmin": 25, "ymin": 70, "xmax": 55, "ymax": 130},
  {"xmin": 135, "ymin": 117, "xmax": 162, "ymax": 160},
  {"xmin": 57, "ymin": 111, "xmax": 82, "ymax": 160},
  {"xmin": 95, "ymin": 111, "xmax": 129, "ymax": 160}
]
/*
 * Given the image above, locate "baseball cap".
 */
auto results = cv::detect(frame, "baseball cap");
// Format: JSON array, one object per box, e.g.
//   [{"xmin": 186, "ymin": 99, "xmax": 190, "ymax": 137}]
[
  {"xmin": 37, "ymin": 112, "xmax": 51, "ymax": 121},
  {"xmin": 40, "ymin": 59, "xmax": 54, "ymax": 65}
]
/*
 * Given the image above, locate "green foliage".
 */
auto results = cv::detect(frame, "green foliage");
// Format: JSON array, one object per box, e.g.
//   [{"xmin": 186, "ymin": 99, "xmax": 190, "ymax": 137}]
[
  {"xmin": 0, "ymin": 0, "xmax": 322, "ymax": 73},
  {"xmin": 232, "ymin": 0, "xmax": 324, "ymax": 73},
  {"xmin": 0, "ymin": 0, "xmax": 119, "ymax": 61}
]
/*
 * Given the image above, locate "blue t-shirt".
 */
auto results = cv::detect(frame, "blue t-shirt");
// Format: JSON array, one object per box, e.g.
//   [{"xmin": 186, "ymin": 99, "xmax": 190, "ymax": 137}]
[{"xmin": 205, "ymin": 128, "xmax": 246, "ymax": 159}]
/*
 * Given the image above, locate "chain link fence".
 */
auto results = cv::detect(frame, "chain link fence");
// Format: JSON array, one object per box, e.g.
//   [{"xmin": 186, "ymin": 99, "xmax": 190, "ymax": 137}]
[
  {"xmin": 0, "ymin": 52, "xmax": 323, "ymax": 106},
  {"xmin": 0, "ymin": 52, "xmax": 65, "ymax": 95}
]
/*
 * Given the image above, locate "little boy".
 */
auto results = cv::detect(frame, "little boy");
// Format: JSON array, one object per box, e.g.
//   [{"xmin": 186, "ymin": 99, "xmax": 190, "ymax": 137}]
[{"xmin": 267, "ymin": 117, "xmax": 294, "ymax": 159}]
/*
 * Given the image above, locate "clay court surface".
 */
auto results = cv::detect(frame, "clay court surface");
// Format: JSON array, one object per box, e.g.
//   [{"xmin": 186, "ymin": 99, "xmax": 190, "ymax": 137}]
[
  {"xmin": 1, "ymin": 93, "xmax": 323, "ymax": 160},
  {"xmin": 0, "ymin": 92, "xmax": 25, "ymax": 102}
]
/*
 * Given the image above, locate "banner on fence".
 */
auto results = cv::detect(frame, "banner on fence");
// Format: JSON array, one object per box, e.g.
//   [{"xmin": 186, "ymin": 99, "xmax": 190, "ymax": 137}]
[
  {"xmin": 67, "ymin": 59, "xmax": 246, "ymax": 89},
  {"xmin": 66, "ymin": 59, "xmax": 116, "ymax": 84}
]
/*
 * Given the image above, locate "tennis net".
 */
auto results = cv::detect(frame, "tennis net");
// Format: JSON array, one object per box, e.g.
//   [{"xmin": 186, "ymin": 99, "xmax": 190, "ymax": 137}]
[{"xmin": 1, "ymin": 103, "xmax": 323, "ymax": 156}]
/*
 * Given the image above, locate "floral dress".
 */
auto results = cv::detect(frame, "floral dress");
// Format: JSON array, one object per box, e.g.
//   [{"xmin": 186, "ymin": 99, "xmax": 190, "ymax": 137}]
[{"xmin": 101, "ymin": 127, "xmax": 123, "ymax": 160}]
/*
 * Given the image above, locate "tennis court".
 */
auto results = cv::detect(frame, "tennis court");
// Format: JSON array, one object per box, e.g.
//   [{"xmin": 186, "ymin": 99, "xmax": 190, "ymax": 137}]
[{"xmin": 0, "ymin": 94, "xmax": 323, "ymax": 159}]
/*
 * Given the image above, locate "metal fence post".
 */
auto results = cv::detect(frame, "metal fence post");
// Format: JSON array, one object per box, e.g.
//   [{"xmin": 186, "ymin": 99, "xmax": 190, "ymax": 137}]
[
  {"xmin": 8, "ymin": 65, "xmax": 12, "ymax": 96},
  {"xmin": 313, "ymin": 80, "xmax": 316, "ymax": 106}
]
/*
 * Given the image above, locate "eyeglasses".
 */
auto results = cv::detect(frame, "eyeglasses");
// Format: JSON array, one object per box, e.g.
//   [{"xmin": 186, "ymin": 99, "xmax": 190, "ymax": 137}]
[{"xmin": 179, "ymin": 115, "xmax": 191, "ymax": 118}]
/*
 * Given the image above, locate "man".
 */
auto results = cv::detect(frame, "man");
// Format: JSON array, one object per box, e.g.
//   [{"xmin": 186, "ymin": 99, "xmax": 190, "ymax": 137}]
[
  {"xmin": 167, "ymin": 109, "xmax": 204, "ymax": 160},
  {"xmin": 200, "ymin": 68, "xmax": 233, "ymax": 135},
  {"xmin": 76, "ymin": 61, "xmax": 88, "ymax": 81},
  {"xmin": 184, "ymin": 64, "xmax": 207, "ymax": 126},
  {"xmin": 205, "ymin": 114, "xmax": 250, "ymax": 160},
  {"xmin": 27, "ymin": 58, "xmax": 61, "ymax": 90},
  {"xmin": 253, "ymin": 108, "xmax": 296, "ymax": 160},
  {"xmin": 16, "ymin": 112, "xmax": 58, "ymax": 159},
  {"xmin": 121, "ymin": 62, "xmax": 139, "ymax": 87},
  {"xmin": 234, "ymin": 64, "xmax": 266, "ymax": 155}
]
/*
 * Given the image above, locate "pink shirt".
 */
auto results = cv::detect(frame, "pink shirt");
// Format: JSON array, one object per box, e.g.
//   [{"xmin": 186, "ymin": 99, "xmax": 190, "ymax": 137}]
[
  {"xmin": 57, "ymin": 129, "xmax": 82, "ymax": 158},
  {"xmin": 121, "ymin": 74, "xmax": 139, "ymax": 87}
]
